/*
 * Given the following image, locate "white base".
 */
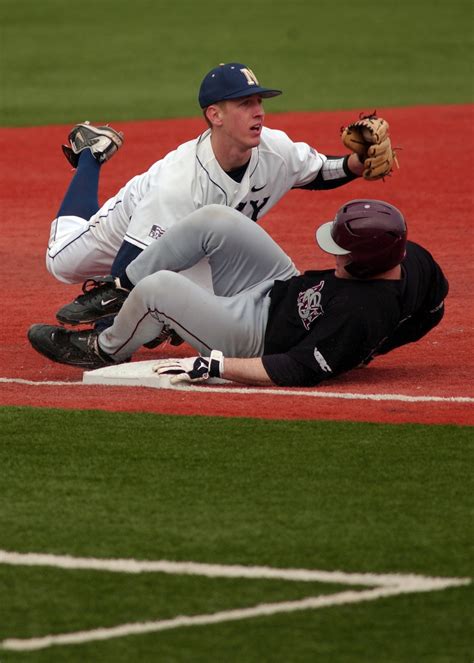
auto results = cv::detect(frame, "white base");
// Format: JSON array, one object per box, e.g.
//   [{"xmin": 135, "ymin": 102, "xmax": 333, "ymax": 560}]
[{"xmin": 83, "ymin": 360, "xmax": 228, "ymax": 389}]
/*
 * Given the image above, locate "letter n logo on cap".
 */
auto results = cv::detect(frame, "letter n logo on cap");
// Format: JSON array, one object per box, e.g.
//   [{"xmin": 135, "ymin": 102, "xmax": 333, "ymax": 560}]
[{"xmin": 240, "ymin": 67, "xmax": 259, "ymax": 86}]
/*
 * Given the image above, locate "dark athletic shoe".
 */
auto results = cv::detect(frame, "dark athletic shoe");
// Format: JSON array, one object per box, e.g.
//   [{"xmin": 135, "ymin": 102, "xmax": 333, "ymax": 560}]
[
  {"xmin": 61, "ymin": 121, "xmax": 124, "ymax": 168},
  {"xmin": 56, "ymin": 276, "xmax": 129, "ymax": 326},
  {"xmin": 27, "ymin": 324, "xmax": 116, "ymax": 369}
]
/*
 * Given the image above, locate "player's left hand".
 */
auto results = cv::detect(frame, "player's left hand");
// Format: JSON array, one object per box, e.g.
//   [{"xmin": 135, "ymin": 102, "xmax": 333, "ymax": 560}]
[{"xmin": 153, "ymin": 350, "xmax": 224, "ymax": 384}]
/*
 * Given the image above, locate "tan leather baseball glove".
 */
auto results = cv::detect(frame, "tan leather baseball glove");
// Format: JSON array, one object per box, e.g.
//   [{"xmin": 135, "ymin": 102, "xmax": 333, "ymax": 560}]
[{"xmin": 341, "ymin": 114, "xmax": 399, "ymax": 180}]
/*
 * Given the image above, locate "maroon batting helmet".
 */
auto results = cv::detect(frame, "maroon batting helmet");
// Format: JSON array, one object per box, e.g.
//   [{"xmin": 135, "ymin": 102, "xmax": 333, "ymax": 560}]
[{"xmin": 316, "ymin": 199, "xmax": 407, "ymax": 278}]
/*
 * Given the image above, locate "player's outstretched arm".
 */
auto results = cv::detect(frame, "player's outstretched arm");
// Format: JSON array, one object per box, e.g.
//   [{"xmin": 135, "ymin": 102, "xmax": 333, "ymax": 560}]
[{"xmin": 154, "ymin": 350, "xmax": 325, "ymax": 388}]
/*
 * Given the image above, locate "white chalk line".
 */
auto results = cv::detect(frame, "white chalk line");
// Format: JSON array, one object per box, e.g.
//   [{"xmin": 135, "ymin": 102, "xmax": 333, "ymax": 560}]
[
  {"xmin": 0, "ymin": 550, "xmax": 470, "ymax": 651},
  {"xmin": 0, "ymin": 377, "xmax": 84, "ymax": 386},
  {"xmin": 0, "ymin": 584, "xmax": 464, "ymax": 652},
  {"xmin": 1, "ymin": 376, "xmax": 472, "ymax": 404},
  {"xmin": 1, "ymin": 549, "xmax": 465, "ymax": 587}
]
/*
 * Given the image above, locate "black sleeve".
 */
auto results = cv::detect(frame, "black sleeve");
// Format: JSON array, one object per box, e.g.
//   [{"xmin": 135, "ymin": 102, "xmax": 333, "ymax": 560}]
[
  {"xmin": 376, "ymin": 302, "xmax": 446, "ymax": 356},
  {"xmin": 261, "ymin": 353, "xmax": 323, "ymax": 387},
  {"xmin": 295, "ymin": 155, "xmax": 358, "ymax": 191}
]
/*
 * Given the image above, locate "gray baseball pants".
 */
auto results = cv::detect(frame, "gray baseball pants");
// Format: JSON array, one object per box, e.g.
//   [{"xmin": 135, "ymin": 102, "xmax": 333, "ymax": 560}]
[{"xmin": 99, "ymin": 205, "xmax": 299, "ymax": 361}]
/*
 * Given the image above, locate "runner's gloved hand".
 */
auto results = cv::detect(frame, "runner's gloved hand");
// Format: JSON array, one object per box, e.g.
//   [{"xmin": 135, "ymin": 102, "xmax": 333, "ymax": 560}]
[{"xmin": 153, "ymin": 350, "xmax": 224, "ymax": 384}]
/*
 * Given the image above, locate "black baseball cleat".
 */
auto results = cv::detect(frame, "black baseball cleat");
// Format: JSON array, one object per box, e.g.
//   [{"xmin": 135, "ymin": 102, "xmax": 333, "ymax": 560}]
[
  {"xmin": 27, "ymin": 324, "xmax": 116, "ymax": 369},
  {"xmin": 56, "ymin": 276, "xmax": 130, "ymax": 326},
  {"xmin": 62, "ymin": 121, "xmax": 124, "ymax": 168}
]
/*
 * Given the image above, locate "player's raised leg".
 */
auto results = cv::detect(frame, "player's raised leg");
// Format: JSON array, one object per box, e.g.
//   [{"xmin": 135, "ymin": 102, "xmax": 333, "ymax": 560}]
[
  {"xmin": 55, "ymin": 205, "xmax": 300, "ymax": 323},
  {"xmin": 126, "ymin": 205, "xmax": 299, "ymax": 296},
  {"xmin": 46, "ymin": 123, "xmax": 125, "ymax": 284}
]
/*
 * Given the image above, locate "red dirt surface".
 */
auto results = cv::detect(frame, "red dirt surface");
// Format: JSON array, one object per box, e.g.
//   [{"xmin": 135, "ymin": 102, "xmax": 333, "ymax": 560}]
[{"xmin": 1, "ymin": 105, "xmax": 473, "ymax": 425}]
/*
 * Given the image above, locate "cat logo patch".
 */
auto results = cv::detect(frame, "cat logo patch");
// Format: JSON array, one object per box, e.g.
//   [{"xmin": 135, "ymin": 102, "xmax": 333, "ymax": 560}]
[{"xmin": 297, "ymin": 280, "xmax": 325, "ymax": 330}]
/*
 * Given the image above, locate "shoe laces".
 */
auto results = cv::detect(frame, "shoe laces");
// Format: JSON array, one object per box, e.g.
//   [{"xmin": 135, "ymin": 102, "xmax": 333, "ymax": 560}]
[
  {"xmin": 77, "ymin": 277, "xmax": 117, "ymax": 303},
  {"xmin": 82, "ymin": 276, "xmax": 115, "ymax": 293},
  {"xmin": 70, "ymin": 329, "xmax": 109, "ymax": 362}
]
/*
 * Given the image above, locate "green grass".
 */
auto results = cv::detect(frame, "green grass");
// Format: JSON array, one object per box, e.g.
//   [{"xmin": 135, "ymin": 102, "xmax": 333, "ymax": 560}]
[
  {"xmin": 0, "ymin": 407, "xmax": 472, "ymax": 661},
  {"xmin": 0, "ymin": 0, "xmax": 472, "ymax": 126}
]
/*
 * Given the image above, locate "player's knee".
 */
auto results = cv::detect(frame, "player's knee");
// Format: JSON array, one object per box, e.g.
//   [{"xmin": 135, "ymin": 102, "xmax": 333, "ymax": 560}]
[
  {"xmin": 206, "ymin": 204, "xmax": 242, "ymax": 229},
  {"xmin": 45, "ymin": 252, "xmax": 79, "ymax": 284},
  {"xmin": 138, "ymin": 270, "xmax": 183, "ymax": 302},
  {"xmin": 45, "ymin": 216, "xmax": 91, "ymax": 284}
]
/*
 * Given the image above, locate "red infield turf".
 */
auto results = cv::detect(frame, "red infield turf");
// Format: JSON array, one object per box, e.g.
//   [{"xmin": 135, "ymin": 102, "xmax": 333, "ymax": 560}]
[{"xmin": 0, "ymin": 105, "xmax": 472, "ymax": 425}]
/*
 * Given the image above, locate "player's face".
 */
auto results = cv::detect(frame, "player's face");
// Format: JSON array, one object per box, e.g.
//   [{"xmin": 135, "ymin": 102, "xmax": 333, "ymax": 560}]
[{"xmin": 219, "ymin": 95, "xmax": 265, "ymax": 149}]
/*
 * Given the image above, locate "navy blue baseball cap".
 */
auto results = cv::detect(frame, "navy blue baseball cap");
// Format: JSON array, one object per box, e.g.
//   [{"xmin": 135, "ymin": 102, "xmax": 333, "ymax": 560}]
[{"xmin": 198, "ymin": 62, "xmax": 282, "ymax": 108}]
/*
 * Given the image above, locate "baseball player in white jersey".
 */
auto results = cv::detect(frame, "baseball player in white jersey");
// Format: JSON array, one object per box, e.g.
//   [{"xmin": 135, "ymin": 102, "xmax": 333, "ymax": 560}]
[{"xmin": 46, "ymin": 62, "xmax": 377, "ymax": 294}]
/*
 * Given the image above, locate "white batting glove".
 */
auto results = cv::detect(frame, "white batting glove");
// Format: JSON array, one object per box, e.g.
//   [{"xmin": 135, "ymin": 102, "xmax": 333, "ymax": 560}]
[{"xmin": 153, "ymin": 350, "xmax": 224, "ymax": 384}]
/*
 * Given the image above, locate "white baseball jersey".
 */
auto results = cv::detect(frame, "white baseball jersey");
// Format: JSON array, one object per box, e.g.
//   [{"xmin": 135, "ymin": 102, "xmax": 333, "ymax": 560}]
[
  {"xmin": 47, "ymin": 127, "xmax": 326, "ymax": 284},
  {"xmin": 123, "ymin": 127, "xmax": 326, "ymax": 248}
]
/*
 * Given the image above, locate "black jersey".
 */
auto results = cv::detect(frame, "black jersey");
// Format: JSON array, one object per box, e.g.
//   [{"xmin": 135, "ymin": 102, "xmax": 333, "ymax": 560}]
[{"xmin": 262, "ymin": 241, "xmax": 448, "ymax": 387}]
